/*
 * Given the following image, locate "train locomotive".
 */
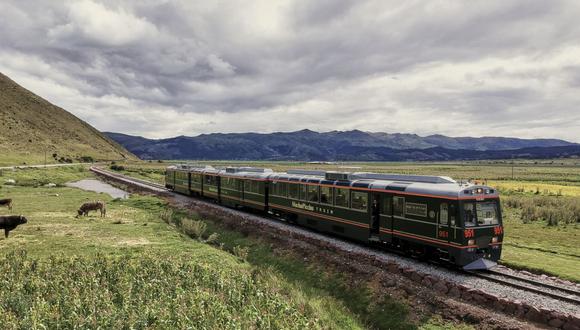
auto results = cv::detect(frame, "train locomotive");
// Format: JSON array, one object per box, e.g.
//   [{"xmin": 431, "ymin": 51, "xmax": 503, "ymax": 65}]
[{"xmin": 165, "ymin": 165, "xmax": 503, "ymax": 270}]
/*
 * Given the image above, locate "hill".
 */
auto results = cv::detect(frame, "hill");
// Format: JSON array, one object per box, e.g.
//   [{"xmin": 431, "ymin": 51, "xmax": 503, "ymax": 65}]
[
  {"xmin": 105, "ymin": 130, "xmax": 578, "ymax": 161},
  {"xmin": 0, "ymin": 72, "xmax": 135, "ymax": 165}
]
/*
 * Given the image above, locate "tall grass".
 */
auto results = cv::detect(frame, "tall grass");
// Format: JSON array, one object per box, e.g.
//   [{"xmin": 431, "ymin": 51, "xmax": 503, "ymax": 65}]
[
  {"xmin": 503, "ymin": 195, "xmax": 580, "ymax": 226},
  {"xmin": 0, "ymin": 251, "xmax": 320, "ymax": 329}
]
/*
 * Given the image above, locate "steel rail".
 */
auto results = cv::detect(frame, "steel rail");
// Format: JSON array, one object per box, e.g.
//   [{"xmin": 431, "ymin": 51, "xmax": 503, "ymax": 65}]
[
  {"xmin": 467, "ymin": 271, "xmax": 580, "ymax": 305},
  {"xmin": 488, "ymin": 269, "xmax": 580, "ymax": 297}
]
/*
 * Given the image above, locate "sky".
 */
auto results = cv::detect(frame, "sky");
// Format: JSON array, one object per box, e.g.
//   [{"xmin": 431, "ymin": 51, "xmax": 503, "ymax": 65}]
[{"xmin": 1, "ymin": 1, "xmax": 579, "ymax": 141}]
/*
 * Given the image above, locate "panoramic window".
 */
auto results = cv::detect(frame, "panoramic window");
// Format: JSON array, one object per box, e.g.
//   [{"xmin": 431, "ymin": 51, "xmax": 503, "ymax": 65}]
[
  {"xmin": 463, "ymin": 202, "xmax": 476, "ymax": 227},
  {"xmin": 334, "ymin": 188, "xmax": 349, "ymax": 208},
  {"xmin": 307, "ymin": 185, "xmax": 319, "ymax": 202},
  {"xmin": 393, "ymin": 196, "xmax": 405, "ymax": 217},
  {"xmin": 320, "ymin": 186, "xmax": 332, "ymax": 204},
  {"xmin": 351, "ymin": 191, "xmax": 368, "ymax": 211},
  {"xmin": 476, "ymin": 202, "xmax": 499, "ymax": 225},
  {"xmin": 288, "ymin": 183, "xmax": 300, "ymax": 199},
  {"xmin": 300, "ymin": 185, "xmax": 308, "ymax": 201},
  {"xmin": 278, "ymin": 182, "xmax": 288, "ymax": 197},
  {"xmin": 380, "ymin": 195, "xmax": 392, "ymax": 215}
]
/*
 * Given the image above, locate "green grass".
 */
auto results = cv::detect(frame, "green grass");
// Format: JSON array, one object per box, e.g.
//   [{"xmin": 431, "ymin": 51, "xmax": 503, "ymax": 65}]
[{"xmin": 0, "ymin": 167, "xmax": 469, "ymax": 329}]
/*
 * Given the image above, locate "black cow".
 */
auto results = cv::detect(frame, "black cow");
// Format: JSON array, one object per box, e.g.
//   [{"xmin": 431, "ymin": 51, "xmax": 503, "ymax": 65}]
[
  {"xmin": 0, "ymin": 198, "xmax": 13, "ymax": 210},
  {"xmin": 0, "ymin": 215, "xmax": 28, "ymax": 238}
]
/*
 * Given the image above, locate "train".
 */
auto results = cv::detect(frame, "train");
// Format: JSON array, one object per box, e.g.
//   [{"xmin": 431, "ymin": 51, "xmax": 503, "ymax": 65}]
[{"xmin": 165, "ymin": 165, "xmax": 503, "ymax": 270}]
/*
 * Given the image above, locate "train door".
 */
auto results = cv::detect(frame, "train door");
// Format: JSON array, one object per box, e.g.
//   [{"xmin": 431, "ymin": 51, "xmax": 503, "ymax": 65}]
[
  {"xmin": 371, "ymin": 193, "xmax": 381, "ymax": 236},
  {"xmin": 438, "ymin": 202, "xmax": 451, "ymax": 244},
  {"xmin": 187, "ymin": 172, "xmax": 191, "ymax": 195}
]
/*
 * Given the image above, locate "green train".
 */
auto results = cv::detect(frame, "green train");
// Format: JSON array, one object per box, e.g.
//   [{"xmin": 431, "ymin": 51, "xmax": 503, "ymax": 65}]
[{"xmin": 165, "ymin": 165, "xmax": 503, "ymax": 270}]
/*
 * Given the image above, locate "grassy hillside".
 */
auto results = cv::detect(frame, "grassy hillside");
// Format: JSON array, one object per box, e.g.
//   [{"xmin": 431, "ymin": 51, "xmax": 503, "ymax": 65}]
[{"xmin": 0, "ymin": 72, "xmax": 136, "ymax": 166}]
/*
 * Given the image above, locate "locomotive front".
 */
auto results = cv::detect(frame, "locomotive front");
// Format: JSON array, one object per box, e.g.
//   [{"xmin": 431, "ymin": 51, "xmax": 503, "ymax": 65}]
[{"xmin": 456, "ymin": 186, "xmax": 503, "ymax": 270}]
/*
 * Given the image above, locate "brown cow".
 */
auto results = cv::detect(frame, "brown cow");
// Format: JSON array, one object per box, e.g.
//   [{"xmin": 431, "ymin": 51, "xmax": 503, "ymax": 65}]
[
  {"xmin": 0, "ymin": 198, "xmax": 13, "ymax": 211},
  {"xmin": 0, "ymin": 215, "xmax": 27, "ymax": 237},
  {"xmin": 76, "ymin": 201, "xmax": 106, "ymax": 217}
]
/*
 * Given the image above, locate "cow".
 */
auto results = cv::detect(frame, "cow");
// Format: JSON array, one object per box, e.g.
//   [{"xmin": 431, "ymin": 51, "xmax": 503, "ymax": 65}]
[
  {"xmin": 76, "ymin": 201, "xmax": 106, "ymax": 218},
  {"xmin": 0, "ymin": 198, "xmax": 13, "ymax": 211},
  {"xmin": 0, "ymin": 215, "xmax": 27, "ymax": 238}
]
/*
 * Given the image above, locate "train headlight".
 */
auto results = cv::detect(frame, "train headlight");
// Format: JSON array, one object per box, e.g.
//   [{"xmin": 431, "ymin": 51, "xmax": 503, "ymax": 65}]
[
  {"xmin": 468, "ymin": 239, "xmax": 476, "ymax": 246},
  {"xmin": 491, "ymin": 237, "xmax": 498, "ymax": 243}
]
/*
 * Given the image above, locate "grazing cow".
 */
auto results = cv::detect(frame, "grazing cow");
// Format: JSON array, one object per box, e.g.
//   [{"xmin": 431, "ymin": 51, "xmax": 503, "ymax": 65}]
[
  {"xmin": 77, "ymin": 201, "xmax": 106, "ymax": 217},
  {"xmin": 0, "ymin": 215, "xmax": 27, "ymax": 238},
  {"xmin": 0, "ymin": 198, "xmax": 12, "ymax": 210}
]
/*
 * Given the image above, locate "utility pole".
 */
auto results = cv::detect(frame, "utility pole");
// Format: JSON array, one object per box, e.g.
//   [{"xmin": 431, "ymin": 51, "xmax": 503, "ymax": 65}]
[{"xmin": 511, "ymin": 155, "xmax": 514, "ymax": 180}]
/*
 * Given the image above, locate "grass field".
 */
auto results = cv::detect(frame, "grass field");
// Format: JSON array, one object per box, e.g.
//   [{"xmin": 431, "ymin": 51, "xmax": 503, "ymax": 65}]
[
  {"xmin": 113, "ymin": 159, "xmax": 580, "ymax": 282},
  {"xmin": 0, "ymin": 167, "xmax": 469, "ymax": 329}
]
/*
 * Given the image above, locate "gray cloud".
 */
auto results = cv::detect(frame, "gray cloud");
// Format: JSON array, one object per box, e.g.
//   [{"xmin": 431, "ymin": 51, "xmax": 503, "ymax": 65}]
[{"xmin": 1, "ymin": 0, "xmax": 579, "ymax": 141}]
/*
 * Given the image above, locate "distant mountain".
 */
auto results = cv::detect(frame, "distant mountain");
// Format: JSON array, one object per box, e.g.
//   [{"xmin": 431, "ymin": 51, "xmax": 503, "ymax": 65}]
[
  {"xmin": 105, "ymin": 130, "xmax": 578, "ymax": 161},
  {"xmin": 0, "ymin": 72, "xmax": 136, "ymax": 165}
]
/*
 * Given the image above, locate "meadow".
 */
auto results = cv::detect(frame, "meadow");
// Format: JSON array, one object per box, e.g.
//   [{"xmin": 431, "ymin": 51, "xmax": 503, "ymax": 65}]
[
  {"xmin": 114, "ymin": 159, "xmax": 580, "ymax": 281},
  {"xmin": 0, "ymin": 167, "xmax": 467, "ymax": 329}
]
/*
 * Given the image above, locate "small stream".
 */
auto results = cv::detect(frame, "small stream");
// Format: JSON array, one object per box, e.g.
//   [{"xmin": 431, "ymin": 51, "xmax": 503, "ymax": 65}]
[{"xmin": 66, "ymin": 179, "xmax": 129, "ymax": 199}]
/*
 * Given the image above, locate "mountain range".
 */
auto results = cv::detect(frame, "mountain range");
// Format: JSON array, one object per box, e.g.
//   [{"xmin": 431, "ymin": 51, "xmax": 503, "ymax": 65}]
[{"xmin": 105, "ymin": 130, "xmax": 579, "ymax": 161}]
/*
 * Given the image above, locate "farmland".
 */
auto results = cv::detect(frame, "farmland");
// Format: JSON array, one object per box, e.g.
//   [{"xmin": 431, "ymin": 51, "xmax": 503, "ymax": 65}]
[
  {"xmin": 112, "ymin": 159, "xmax": 580, "ymax": 281},
  {"xmin": 0, "ymin": 166, "xmax": 470, "ymax": 329}
]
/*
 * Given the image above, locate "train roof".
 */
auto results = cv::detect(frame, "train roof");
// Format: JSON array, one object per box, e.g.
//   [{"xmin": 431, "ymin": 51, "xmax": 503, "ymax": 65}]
[{"xmin": 168, "ymin": 165, "xmax": 499, "ymax": 199}]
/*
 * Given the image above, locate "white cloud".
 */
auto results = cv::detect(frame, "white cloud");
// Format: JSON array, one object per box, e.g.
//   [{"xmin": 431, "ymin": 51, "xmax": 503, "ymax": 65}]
[{"xmin": 0, "ymin": 0, "xmax": 579, "ymax": 142}]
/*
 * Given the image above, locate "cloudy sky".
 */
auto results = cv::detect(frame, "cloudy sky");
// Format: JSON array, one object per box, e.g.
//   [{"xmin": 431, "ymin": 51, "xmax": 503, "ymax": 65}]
[{"xmin": 1, "ymin": 1, "xmax": 579, "ymax": 141}]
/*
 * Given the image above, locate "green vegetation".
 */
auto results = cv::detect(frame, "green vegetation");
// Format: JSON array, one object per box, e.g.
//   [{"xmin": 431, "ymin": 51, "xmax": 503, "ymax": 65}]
[{"xmin": 0, "ymin": 166, "xmax": 466, "ymax": 329}]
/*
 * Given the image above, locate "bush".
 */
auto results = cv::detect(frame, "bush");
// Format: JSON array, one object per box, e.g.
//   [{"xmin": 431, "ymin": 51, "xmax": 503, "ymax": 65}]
[
  {"xmin": 181, "ymin": 218, "xmax": 207, "ymax": 240},
  {"xmin": 160, "ymin": 209, "xmax": 174, "ymax": 224},
  {"xmin": 110, "ymin": 165, "xmax": 125, "ymax": 171}
]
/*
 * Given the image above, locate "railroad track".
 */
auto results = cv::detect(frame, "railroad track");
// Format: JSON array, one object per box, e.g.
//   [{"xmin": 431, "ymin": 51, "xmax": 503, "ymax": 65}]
[
  {"xmin": 91, "ymin": 166, "xmax": 580, "ymax": 307},
  {"xmin": 90, "ymin": 166, "xmax": 167, "ymax": 190},
  {"xmin": 468, "ymin": 270, "xmax": 580, "ymax": 305}
]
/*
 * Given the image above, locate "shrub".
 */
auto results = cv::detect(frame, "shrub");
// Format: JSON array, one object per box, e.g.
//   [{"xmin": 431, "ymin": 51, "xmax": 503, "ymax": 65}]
[
  {"xmin": 160, "ymin": 209, "xmax": 174, "ymax": 224},
  {"xmin": 233, "ymin": 245, "xmax": 250, "ymax": 262},
  {"xmin": 181, "ymin": 218, "xmax": 207, "ymax": 240},
  {"xmin": 110, "ymin": 165, "xmax": 125, "ymax": 171}
]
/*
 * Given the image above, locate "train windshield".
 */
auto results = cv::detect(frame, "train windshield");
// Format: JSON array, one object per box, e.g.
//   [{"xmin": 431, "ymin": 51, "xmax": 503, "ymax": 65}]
[{"xmin": 463, "ymin": 201, "xmax": 499, "ymax": 227}]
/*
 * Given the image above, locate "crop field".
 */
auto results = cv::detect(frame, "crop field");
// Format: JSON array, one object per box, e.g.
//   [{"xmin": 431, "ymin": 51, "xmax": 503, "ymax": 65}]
[
  {"xmin": 114, "ymin": 159, "xmax": 580, "ymax": 282},
  {"xmin": 0, "ymin": 167, "xmax": 468, "ymax": 329}
]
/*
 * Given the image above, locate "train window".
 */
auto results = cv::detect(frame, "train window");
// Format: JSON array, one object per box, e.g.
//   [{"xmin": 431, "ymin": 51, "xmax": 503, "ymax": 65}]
[
  {"xmin": 320, "ymin": 186, "xmax": 332, "ymax": 204},
  {"xmin": 334, "ymin": 188, "xmax": 349, "ymax": 208},
  {"xmin": 279, "ymin": 182, "xmax": 288, "ymax": 197},
  {"xmin": 463, "ymin": 202, "xmax": 476, "ymax": 227},
  {"xmin": 288, "ymin": 184, "xmax": 300, "ymax": 199},
  {"xmin": 192, "ymin": 174, "xmax": 201, "ymax": 183},
  {"xmin": 307, "ymin": 185, "xmax": 319, "ymax": 203},
  {"xmin": 476, "ymin": 202, "xmax": 499, "ymax": 225},
  {"xmin": 393, "ymin": 197, "xmax": 405, "ymax": 216},
  {"xmin": 450, "ymin": 204, "xmax": 456, "ymax": 226},
  {"xmin": 245, "ymin": 180, "xmax": 260, "ymax": 194},
  {"xmin": 300, "ymin": 185, "xmax": 308, "ymax": 201},
  {"xmin": 205, "ymin": 176, "xmax": 216, "ymax": 185},
  {"xmin": 271, "ymin": 182, "xmax": 279, "ymax": 196},
  {"xmin": 223, "ymin": 177, "xmax": 237, "ymax": 190},
  {"xmin": 440, "ymin": 203, "xmax": 448, "ymax": 225},
  {"xmin": 351, "ymin": 191, "xmax": 368, "ymax": 211},
  {"xmin": 380, "ymin": 195, "xmax": 392, "ymax": 215}
]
